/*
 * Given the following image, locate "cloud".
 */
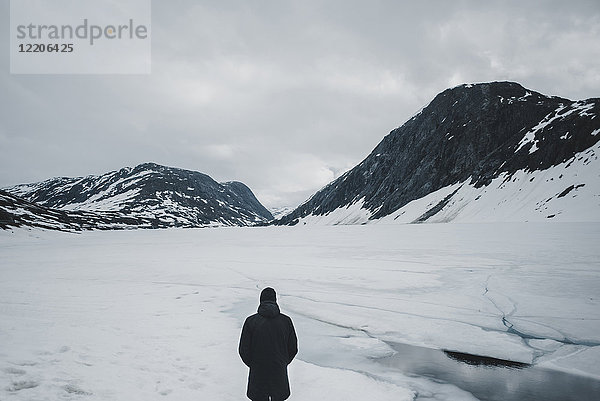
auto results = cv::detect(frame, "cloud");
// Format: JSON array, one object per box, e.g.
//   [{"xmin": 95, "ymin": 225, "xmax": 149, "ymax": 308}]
[{"xmin": 1, "ymin": 0, "xmax": 599, "ymax": 208}]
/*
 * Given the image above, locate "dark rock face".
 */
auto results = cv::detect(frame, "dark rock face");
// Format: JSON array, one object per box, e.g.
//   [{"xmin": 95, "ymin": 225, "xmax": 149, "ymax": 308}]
[
  {"xmin": 276, "ymin": 82, "xmax": 600, "ymax": 225},
  {"xmin": 3, "ymin": 162, "xmax": 272, "ymax": 230}
]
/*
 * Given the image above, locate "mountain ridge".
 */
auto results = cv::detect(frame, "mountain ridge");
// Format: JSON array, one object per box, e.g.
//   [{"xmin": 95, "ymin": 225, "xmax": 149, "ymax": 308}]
[
  {"xmin": 274, "ymin": 81, "xmax": 600, "ymax": 225},
  {"xmin": 2, "ymin": 162, "xmax": 273, "ymax": 230}
]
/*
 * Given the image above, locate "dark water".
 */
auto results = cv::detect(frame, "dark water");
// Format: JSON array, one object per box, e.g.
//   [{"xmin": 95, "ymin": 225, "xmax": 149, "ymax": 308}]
[{"xmin": 378, "ymin": 342, "xmax": 600, "ymax": 401}]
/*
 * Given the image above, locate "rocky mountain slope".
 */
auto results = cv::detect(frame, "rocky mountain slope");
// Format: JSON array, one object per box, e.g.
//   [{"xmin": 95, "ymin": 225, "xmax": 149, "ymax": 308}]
[
  {"xmin": 2, "ymin": 163, "xmax": 272, "ymax": 230},
  {"xmin": 275, "ymin": 82, "xmax": 600, "ymax": 225},
  {"xmin": 0, "ymin": 189, "xmax": 158, "ymax": 231}
]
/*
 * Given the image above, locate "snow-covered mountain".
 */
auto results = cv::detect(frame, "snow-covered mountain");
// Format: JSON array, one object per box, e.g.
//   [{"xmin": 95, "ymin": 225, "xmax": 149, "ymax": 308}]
[
  {"xmin": 269, "ymin": 206, "xmax": 296, "ymax": 220},
  {"xmin": 275, "ymin": 82, "xmax": 600, "ymax": 225},
  {"xmin": 0, "ymin": 189, "xmax": 159, "ymax": 231},
  {"xmin": 2, "ymin": 163, "xmax": 273, "ymax": 230}
]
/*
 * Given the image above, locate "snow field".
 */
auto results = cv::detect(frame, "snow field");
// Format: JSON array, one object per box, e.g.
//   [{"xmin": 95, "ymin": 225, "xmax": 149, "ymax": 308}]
[{"xmin": 1, "ymin": 223, "xmax": 599, "ymax": 400}]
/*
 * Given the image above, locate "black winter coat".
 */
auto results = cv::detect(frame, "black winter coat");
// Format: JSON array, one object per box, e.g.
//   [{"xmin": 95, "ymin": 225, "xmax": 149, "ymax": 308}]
[{"xmin": 239, "ymin": 301, "xmax": 298, "ymax": 401}]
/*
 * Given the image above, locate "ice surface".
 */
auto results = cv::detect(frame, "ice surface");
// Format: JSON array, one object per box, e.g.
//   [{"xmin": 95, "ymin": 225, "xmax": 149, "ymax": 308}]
[{"xmin": 1, "ymin": 223, "xmax": 599, "ymax": 400}]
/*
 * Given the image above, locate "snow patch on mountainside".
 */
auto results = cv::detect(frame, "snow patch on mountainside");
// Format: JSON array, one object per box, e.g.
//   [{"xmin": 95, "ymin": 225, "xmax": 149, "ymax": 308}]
[
  {"xmin": 295, "ymin": 198, "xmax": 372, "ymax": 225},
  {"xmin": 515, "ymin": 100, "xmax": 597, "ymax": 154},
  {"xmin": 63, "ymin": 187, "xmax": 143, "ymax": 212},
  {"xmin": 424, "ymin": 141, "xmax": 600, "ymax": 223},
  {"xmin": 375, "ymin": 183, "xmax": 464, "ymax": 224}
]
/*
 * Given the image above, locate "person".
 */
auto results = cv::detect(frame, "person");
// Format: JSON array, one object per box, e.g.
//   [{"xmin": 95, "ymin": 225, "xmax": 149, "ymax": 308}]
[{"xmin": 239, "ymin": 287, "xmax": 298, "ymax": 401}]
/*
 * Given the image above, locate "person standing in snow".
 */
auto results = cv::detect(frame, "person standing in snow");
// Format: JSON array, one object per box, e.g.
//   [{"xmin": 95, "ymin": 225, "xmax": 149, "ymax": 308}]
[{"xmin": 239, "ymin": 287, "xmax": 298, "ymax": 401}]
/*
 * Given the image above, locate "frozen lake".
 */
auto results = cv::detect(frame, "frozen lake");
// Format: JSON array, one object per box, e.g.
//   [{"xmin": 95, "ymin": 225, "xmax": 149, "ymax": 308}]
[{"xmin": 1, "ymin": 223, "xmax": 599, "ymax": 400}]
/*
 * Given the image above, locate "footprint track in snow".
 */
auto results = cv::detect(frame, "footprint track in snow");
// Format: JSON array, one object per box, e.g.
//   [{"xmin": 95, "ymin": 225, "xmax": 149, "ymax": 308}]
[
  {"xmin": 3, "ymin": 367, "xmax": 26, "ymax": 376},
  {"xmin": 11, "ymin": 360, "xmax": 38, "ymax": 367},
  {"xmin": 175, "ymin": 290, "xmax": 201, "ymax": 299},
  {"xmin": 6, "ymin": 380, "xmax": 39, "ymax": 392},
  {"xmin": 63, "ymin": 384, "xmax": 92, "ymax": 396}
]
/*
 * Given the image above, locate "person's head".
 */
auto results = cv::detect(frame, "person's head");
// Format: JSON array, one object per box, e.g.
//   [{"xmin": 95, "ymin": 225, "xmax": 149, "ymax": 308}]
[{"xmin": 260, "ymin": 287, "xmax": 277, "ymax": 303}]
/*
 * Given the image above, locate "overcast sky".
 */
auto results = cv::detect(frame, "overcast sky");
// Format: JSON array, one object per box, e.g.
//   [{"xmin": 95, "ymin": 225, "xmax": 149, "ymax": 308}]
[{"xmin": 1, "ymin": 0, "xmax": 599, "ymax": 208}]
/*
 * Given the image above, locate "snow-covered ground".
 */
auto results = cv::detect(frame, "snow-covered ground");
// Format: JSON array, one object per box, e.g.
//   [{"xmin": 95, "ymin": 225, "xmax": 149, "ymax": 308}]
[{"xmin": 1, "ymin": 223, "xmax": 599, "ymax": 400}]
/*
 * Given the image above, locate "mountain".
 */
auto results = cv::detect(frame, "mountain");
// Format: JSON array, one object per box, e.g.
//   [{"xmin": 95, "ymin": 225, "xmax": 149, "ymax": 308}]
[
  {"xmin": 0, "ymin": 189, "xmax": 158, "ymax": 231},
  {"xmin": 275, "ymin": 82, "xmax": 600, "ymax": 225},
  {"xmin": 2, "ymin": 162, "xmax": 273, "ymax": 230},
  {"xmin": 269, "ymin": 206, "xmax": 296, "ymax": 220}
]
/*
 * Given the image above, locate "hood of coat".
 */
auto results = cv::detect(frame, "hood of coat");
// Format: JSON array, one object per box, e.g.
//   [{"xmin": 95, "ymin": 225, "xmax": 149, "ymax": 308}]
[{"xmin": 258, "ymin": 301, "xmax": 280, "ymax": 318}]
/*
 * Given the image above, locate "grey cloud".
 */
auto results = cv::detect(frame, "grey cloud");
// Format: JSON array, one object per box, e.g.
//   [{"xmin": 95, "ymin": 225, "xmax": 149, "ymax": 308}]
[{"xmin": 1, "ymin": 0, "xmax": 599, "ymax": 208}]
